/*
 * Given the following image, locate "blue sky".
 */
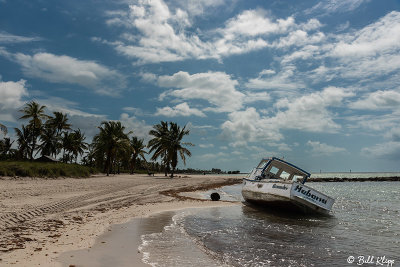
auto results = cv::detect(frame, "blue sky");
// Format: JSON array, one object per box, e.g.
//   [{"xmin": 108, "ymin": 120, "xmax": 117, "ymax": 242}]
[{"xmin": 1, "ymin": 0, "xmax": 400, "ymax": 172}]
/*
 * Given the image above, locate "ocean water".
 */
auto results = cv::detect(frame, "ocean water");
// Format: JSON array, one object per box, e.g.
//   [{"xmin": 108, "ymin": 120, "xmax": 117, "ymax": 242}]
[
  {"xmin": 211, "ymin": 172, "xmax": 400, "ymax": 179},
  {"xmin": 139, "ymin": 182, "xmax": 400, "ymax": 267},
  {"xmin": 310, "ymin": 172, "xmax": 400, "ymax": 179}
]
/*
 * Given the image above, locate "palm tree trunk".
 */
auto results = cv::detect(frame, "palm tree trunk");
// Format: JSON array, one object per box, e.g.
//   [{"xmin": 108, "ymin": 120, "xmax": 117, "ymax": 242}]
[
  {"xmin": 112, "ymin": 158, "xmax": 115, "ymax": 174},
  {"xmin": 30, "ymin": 139, "xmax": 35, "ymax": 160},
  {"xmin": 63, "ymin": 148, "xmax": 66, "ymax": 163},
  {"xmin": 164, "ymin": 163, "xmax": 169, "ymax": 177},
  {"xmin": 170, "ymin": 154, "xmax": 178, "ymax": 178},
  {"xmin": 130, "ymin": 155, "xmax": 136, "ymax": 174},
  {"xmin": 105, "ymin": 152, "xmax": 111, "ymax": 176},
  {"xmin": 30, "ymin": 121, "xmax": 36, "ymax": 161}
]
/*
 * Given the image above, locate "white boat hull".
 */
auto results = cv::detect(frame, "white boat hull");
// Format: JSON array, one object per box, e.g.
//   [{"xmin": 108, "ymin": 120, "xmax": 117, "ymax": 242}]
[{"xmin": 242, "ymin": 179, "xmax": 334, "ymax": 215}]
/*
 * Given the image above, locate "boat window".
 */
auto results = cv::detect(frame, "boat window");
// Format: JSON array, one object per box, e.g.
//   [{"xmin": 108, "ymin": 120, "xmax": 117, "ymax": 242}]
[
  {"xmin": 257, "ymin": 160, "xmax": 268, "ymax": 169},
  {"xmin": 280, "ymin": 171, "xmax": 290, "ymax": 179},
  {"xmin": 269, "ymin": 166, "xmax": 279, "ymax": 175},
  {"xmin": 292, "ymin": 175, "xmax": 303, "ymax": 182}
]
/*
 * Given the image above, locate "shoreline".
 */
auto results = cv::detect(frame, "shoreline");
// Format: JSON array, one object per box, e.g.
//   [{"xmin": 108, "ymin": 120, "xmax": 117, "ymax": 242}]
[
  {"xmin": 58, "ymin": 203, "xmax": 238, "ymax": 267},
  {"xmin": 0, "ymin": 174, "xmax": 242, "ymax": 266}
]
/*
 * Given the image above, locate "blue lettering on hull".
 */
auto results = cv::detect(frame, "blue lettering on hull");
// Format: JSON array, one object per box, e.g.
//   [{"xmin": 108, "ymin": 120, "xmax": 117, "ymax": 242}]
[{"xmin": 294, "ymin": 185, "xmax": 327, "ymax": 204}]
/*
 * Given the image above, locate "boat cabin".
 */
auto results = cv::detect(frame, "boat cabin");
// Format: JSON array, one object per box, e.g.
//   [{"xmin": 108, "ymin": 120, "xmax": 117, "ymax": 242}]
[{"xmin": 247, "ymin": 157, "xmax": 310, "ymax": 184}]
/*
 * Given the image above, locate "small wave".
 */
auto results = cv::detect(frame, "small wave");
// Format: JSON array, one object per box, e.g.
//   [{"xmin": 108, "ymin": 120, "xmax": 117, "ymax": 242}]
[{"xmin": 138, "ymin": 210, "xmax": 226, "ymax": 267}]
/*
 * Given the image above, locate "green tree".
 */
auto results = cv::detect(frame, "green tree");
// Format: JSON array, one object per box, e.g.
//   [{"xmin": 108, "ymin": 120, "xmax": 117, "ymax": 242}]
[
  {"xmin": 82, "ymin": 143, "xmax": 96, "ymax": 167},
  {"xmin": 0, "ymin": 137, "xmax": 14, "ymax": 159},
  {"xmin": 40, "ymin": 112, "xmax": 72, "ymax": 159},
  {"xmin": 148, "ymin": 121, "xmax": 170, "ymax": 176},
  {"xmin": 129, "ymin": 136, "xmax": 147, "ymax": 174},
  {"xmin": 165, "ymin": 122, "xmax": 193, "ymax": 178},
  {"xmin": 14, "ymin": 125, "xmax": 32, "ymax": 160},
  {"xmin": 62, "ymin": 131, "xmax": 74, "ymax": 163},
  {"xmin": 62, "ymin": 130, "xmax": 87, "ymax": 163},
  {"xmin": 19, "ymin": 101, "xmax": 49, "ymax": 160},
  {"xmin": 46, "ymin": 112, "xmax": 71, "ymax": 135},
  {"xmin": 93, "ymin": 121, "xmax": 130, "ymax": 176},
  {"xmin": 114, "ymin": 141, "xmax": 130, "ymax": 174},
  {"xmin": 148, "ymin": 121, "xmax": 193, "ymax": 178},
  {"xmin": 38, "ymin": 126, "xmax": 60, "ymax": 157},
  {"xmin": 70, "ymin": 129, "xmax": 88, "ymax": 163}
]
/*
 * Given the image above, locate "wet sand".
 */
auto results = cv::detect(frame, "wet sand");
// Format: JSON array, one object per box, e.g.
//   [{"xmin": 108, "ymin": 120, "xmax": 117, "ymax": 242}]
[
  {"xmin": 0, "ymin": 173, "xmax": 241, "ymax": 266},
  {"xmin": 58, "ymin": 212, "xmax": 175, "ymax": 267},
  {"xmin": 58, "ymin": 206, "xmax": 234, "ymax": 267}
]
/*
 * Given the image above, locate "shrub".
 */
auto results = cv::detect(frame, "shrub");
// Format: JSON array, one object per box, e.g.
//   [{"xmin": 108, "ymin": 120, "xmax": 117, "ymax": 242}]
[{"xmin": 0, "ymin": 161, "xmax": 99, "ymax": 178}]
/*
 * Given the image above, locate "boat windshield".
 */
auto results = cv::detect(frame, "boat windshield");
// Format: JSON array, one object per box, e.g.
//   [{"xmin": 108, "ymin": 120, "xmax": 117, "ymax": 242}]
[
  {"xmin": 257, "ymin": 160, "xmax": 269, "ymax": 169},
  {"xmin": 263, "ymin": 168, "xmax": 305, "ymax": 181},
  {"xmin": 261, "ymin": 159, "xmax": 308, "ymax": 181},
  {"xmin": 248, "ymin": 158, "xmax": 310, "ymax": 183},
  {"xmin": 292, "ymin": 175, "xmax": 304, "ymax": 182}
]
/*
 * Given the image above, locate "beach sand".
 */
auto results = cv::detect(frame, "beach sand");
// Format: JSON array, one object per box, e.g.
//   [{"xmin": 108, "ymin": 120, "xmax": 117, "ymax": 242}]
[{"xmin": 0, "ymin": 174, "xmax": 241, "ymax": 266}]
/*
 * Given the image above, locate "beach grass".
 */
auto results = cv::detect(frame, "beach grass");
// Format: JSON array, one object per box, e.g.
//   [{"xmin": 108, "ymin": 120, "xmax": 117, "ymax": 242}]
[{"xmin": 0, "ymin": 161, "xmax": 98, "ymax": 178}]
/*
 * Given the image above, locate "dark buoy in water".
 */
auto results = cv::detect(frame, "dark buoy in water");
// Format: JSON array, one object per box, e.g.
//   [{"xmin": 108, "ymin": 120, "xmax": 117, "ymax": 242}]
[{"xmin": 210, "ymin": 192, "xmax": 220, "ymax": 201}]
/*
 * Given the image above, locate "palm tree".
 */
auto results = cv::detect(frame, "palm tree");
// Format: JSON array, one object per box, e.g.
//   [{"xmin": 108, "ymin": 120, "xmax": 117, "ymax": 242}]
[
  {"xmin": 70, "ymin": 129, "xmax": 88, "ymax": 163},
  {"xmin": 82, "ymin": 143, "xmax": 96, "ymax": 167},
  {"xmin": 114, "ymin": 142, "xmax": 131, "ymax": 174},
  {"xmin": 62, "ymin": 130, "xmax": 87, "ymax": 163},
  {"xmin": 14, "ymin": 125, "xmax": 32, "ymax": 160},
  {"xmin": 148, "ymin": 122, "xmax": 193, "ymax": 178},
  {"xmin": 38, "ymin": 126, "xmax": 60, "ymax": 158},
  {"xmin": 62, "ymin": 131, "xmax": 74, "ymax": 163},
  {"xmin": 19, "ymin": 101, "xmax": 49, "ymax": 160},
  {"xmin": 129, "ymin": 136, "xmax": 147, "ymax": 174},
  {"xmin": 93, "ymin": 121, "xmax": 130, "ymax": 176},
  {"xmin": 148, "ymin": 121, "xmax": 170, "ymax": 176},
  {"xmin": 46, "ymin": 112, "xmax": 71, "ymax": 135},
  {"xmin": 40, "ymin": 112, "xmax": 72, "ymax": 159},
  {"xmin": 165, "ymin": 122, "xmax": 193, "ymax": 178},
  {"xmin": 0, "ymin": 124, "xmax": 13, "ymax": 160},
  {"xmin": 0, "ymin": 137, "xmax": 14, "ymax": 159}
]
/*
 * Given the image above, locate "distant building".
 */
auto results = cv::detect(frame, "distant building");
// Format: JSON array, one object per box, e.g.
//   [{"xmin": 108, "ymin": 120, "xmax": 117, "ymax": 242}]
[{"xmin": 36, "ymin": 155, "xmax": 59, "ymax": 163}]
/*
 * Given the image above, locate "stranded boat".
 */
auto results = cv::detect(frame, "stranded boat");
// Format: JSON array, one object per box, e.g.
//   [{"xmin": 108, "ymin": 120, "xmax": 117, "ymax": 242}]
[{"xmin": 242, "ymin": 157, "xmax": 335, "ymax": 215}]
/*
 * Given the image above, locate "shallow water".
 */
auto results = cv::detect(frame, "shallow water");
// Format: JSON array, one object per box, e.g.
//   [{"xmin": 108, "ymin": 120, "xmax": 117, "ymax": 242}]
[
  {"xmin": 140, "ymin": 182, "xmax": 400, "ymax": 267},
  {"xmin": 310, "ymin": 172, "xmax": 400, "ymax": 179}
]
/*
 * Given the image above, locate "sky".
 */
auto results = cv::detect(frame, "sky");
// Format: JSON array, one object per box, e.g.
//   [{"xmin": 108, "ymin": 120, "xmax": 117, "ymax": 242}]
[{"xmin": 1, "ymin": 0, "xmax": 400, "ymax": 173}]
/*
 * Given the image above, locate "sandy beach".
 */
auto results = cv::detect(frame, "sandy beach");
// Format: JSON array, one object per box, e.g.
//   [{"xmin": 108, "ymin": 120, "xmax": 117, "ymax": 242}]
[{"xmin": 0, "ymin": 174, "xmax": 241, "ymax": 266}]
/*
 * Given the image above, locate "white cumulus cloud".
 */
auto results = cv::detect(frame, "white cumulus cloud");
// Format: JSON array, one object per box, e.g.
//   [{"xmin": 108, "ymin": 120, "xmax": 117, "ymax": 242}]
[
  {"xmin": 157, "ymin": 71, "xmax": 244, "ymax": 113},
  {"xmin": 0, "ymin": 79, "xmax": 28, "ymax": 110},
  {"xmin": 332, "ymin": 11, "xmax": 400, "ymax": 57},
  {"xmin": 0, "ymin": 50, "xmax": 126, "ymax": 96},
  {"xmin": 246, "ymin": 65, "xmax": 305, "ymax": 93},
  {"xmin": 0, "ymin": 79, "xmax": 29, "ymax": 122},
  {"xmin": 221, "ymin": 107, "xmax": 283, "ymax": 146},
  {"xmin": 350, "ymin": 90, "xmax": 400, "ymax": 110},
  {"xmin": 221, "ymin": 87, "xmax": 354, "ymax": 147},
  {"xmin": 272, "ymin": 86, "xmax": 354, "ymax": 133},
  {"xmin": 104, "ymin": 1, "xmax": 324, "ymax": 64},
  {"xmin": 155, "ymin": 102, "xmax": 206, "ymax": 117}
]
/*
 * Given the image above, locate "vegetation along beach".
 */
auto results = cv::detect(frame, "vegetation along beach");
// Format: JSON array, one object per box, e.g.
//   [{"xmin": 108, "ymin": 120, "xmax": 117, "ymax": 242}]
[{"xmin": 2, "ymin": 0, "xmax": 400, "ymax": 266}]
